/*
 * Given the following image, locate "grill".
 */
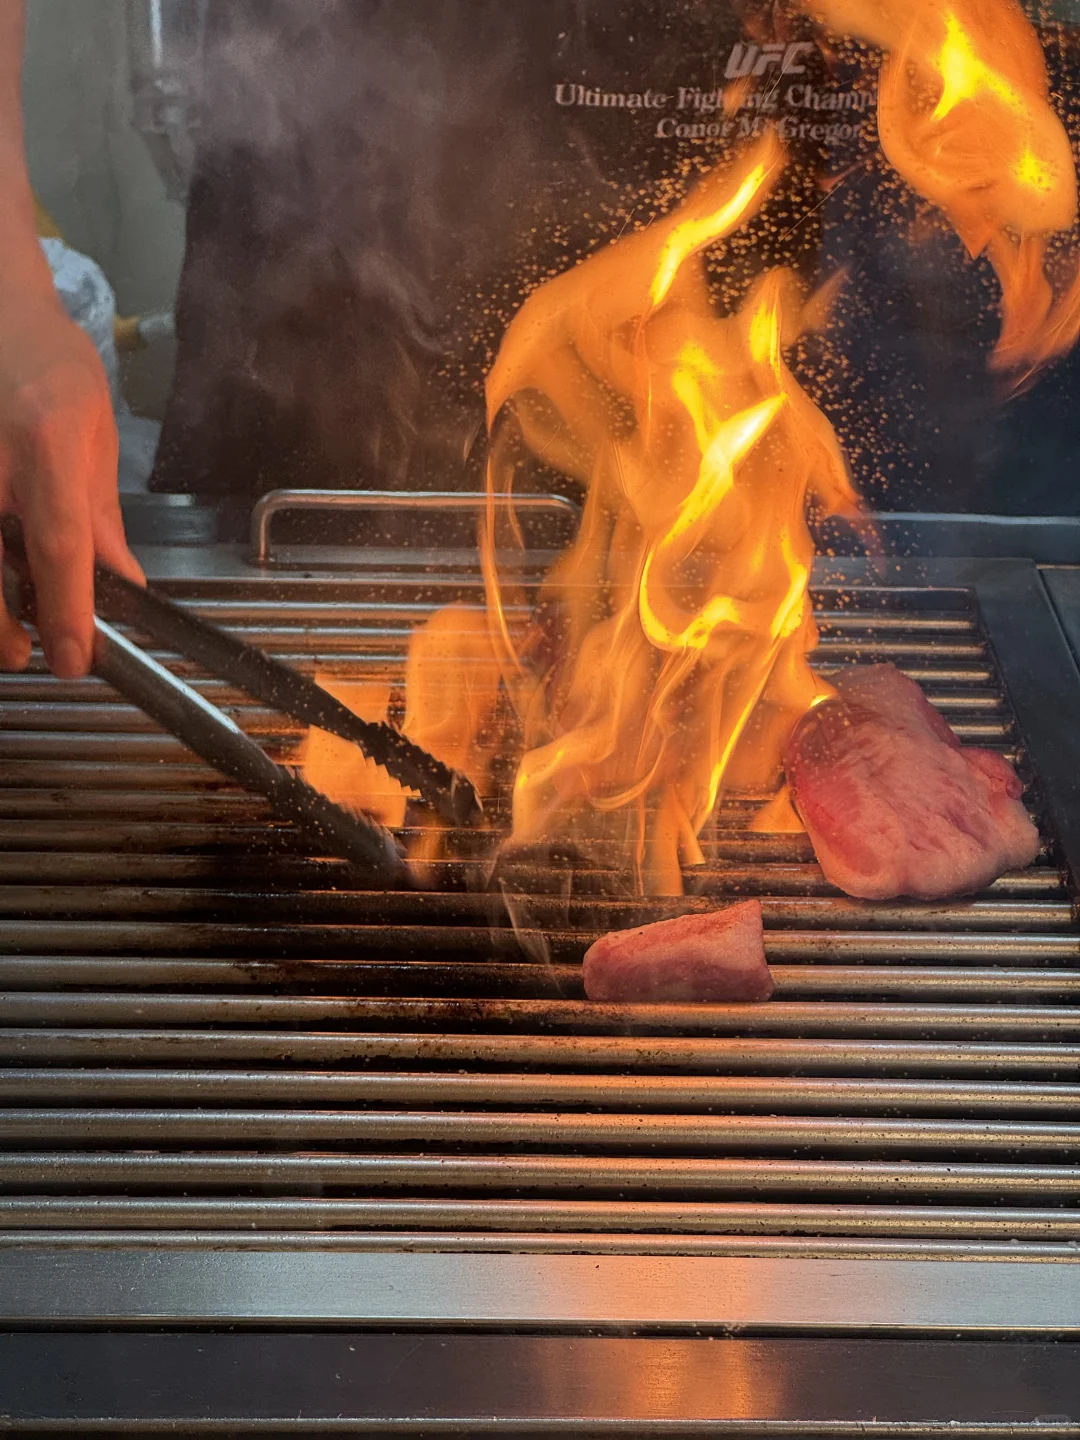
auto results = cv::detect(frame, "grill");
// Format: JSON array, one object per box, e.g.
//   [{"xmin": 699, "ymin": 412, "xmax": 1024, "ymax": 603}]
[{"xmin": 2, "ymin": 528, "xmax": 1079, "ymax": 1433}]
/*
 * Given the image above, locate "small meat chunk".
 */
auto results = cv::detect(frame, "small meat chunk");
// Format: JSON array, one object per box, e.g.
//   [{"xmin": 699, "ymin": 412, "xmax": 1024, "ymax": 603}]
[
  {"xmin": 785, "ymin": 663, "xmax": 1040, "ymax": 900},
  {"xmin": 583, "ymin": 899, "xmax": 772, "ymax": 1003}
]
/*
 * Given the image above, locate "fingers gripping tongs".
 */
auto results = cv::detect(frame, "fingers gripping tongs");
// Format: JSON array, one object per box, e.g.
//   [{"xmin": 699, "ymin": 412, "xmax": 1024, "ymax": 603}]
[{"xmin": 2, "ymin": 526, "xmax": 483, "ymax": 884}]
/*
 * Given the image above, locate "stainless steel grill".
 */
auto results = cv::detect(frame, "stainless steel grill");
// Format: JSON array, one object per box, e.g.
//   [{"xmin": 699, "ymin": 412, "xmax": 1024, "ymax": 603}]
[
  {"xmin": 0, "ymin": 548, "xmax": 1076, "ymax": 1263},
  {"xmin": 1, "ymin": 542, "xmax": 1078, "ymax": 1431}
]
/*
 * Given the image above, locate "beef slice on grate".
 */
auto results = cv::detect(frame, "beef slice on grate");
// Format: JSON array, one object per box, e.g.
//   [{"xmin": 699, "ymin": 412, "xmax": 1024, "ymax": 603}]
[
  {"xmin": 785, "ymin": 663, "xmax": 1040, "ymax": 901},
  {"xmin": 583, "ymin": 899, "xmax": 772, "ymax": 1003}
]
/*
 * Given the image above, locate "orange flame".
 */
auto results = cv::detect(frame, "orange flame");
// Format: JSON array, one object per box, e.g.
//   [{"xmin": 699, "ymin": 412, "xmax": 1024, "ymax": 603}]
[
  {"xmin": 314, "ymin": 0, "xmax": 1080, "ymax": 882},
  {"xmin": 299, "ymin": 627, "xmax": 501, "ymax": 871},
  {"xmin": 297, "ymin": 677, "xmax": 412, "ymax": 828},
  {"xmin": 804, "ymin": 0, "xmax": 1080, "ymax": 389},
  {"xmin": 474, "ymin": 136, "xmax": 859, "ymax": 892},
  {"xmin": 403, "ymin": 604, "xmax": 503, "ymax": 795}
]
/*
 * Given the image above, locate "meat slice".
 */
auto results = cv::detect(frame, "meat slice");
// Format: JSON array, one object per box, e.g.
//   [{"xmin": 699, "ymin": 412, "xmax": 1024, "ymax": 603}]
[
  {"xmin": 583, "ymin": 899, "xmax": 772, "ymax": 1003},
  {"xmin": 785, "ymin": 663, "xmax": 1040, "ymax": 901}
]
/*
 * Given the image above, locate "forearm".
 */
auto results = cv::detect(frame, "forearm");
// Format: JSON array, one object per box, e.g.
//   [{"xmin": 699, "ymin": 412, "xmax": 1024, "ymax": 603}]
[{"xmin": 0, "ymin": 0, "xmax": 56, "ymax": 303}]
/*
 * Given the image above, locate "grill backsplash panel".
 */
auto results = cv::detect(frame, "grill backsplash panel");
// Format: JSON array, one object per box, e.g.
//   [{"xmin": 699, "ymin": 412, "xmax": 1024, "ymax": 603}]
[{"xmin": 1, "ymin": 558, "xmax": 1078, "ymax": 1255}]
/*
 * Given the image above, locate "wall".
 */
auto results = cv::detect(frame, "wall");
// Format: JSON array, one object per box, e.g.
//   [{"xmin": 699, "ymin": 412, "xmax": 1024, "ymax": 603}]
[{"xmin": 20, "ymin": 0, "xmax": 186, "ymax": 416}]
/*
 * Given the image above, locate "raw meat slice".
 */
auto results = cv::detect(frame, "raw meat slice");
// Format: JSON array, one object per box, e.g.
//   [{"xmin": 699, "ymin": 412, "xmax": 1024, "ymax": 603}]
[
  {"xmin": 583, "ymin": 899, "xmax": 772, "ymax": 1003},
  {"xmin": 785, "ymin": 663, "xmax": 1040, "ymax": 901}
]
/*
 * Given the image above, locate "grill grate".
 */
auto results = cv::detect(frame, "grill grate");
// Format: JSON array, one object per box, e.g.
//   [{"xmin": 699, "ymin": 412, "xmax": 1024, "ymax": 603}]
[{"xmin": 0, "ymin": 564, "xmax": 1077, "ymax": 1257}]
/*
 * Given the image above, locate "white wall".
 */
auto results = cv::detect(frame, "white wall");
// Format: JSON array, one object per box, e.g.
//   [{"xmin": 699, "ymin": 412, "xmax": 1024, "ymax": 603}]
[{"xmin": 21, "ymin": 0, "xmax": 186, "ymax": 416}]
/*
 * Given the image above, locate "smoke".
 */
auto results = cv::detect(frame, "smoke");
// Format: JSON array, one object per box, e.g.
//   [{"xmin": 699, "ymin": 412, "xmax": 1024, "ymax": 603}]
[
  {"xmin": 203, "ymin": 1, "xmax": 533, "ymax": 326},
  {"xmin": 153, "ymin": 0, "xmax": 619, "ymax": 501},
  {"xmin": 153, "ymin": 0, "xmax": 764, "ymax": 505}
]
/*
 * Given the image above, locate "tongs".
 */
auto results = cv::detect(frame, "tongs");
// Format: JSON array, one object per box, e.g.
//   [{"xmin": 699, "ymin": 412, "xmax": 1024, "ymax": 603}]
[{"xmin": 1, "ymin": 525, "xmax": 483, "ymax": 883}]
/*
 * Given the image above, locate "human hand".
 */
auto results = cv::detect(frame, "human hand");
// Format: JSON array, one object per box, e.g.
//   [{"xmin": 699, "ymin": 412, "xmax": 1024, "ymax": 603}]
[{"xmin": 0, "ymin": 292, "xmax": 143, "ymax": 677}]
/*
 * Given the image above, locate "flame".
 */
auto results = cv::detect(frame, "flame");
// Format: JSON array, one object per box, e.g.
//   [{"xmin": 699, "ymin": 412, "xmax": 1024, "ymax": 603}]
[
  {"xmin": 650, "ymin": 161, "xmax": 775, "ymax": 309},
  {"xmin": 320, "ymin": 1, "xmax": 1080, "ymax": 881},
  {"xmin": 403, "ymin": 604, "xmax": 503, "ymax": 794},
  {"xmin": 297, "ymin": 677, "xmax": 412, "ymax": 828},
  {"xmin": 299, "ymin": 624, "xmax": 501, "ymax": 874},
  {"xmin": 750, "ymin": 783, "xmax": 806, "ymax": 834},
  {"xmin": 803, "ymin": 0, "xmax": 1080, "ymax": 389},
  {"xmin": 467, "ymin": 137, "xmax": 859, "ymax": 893}
]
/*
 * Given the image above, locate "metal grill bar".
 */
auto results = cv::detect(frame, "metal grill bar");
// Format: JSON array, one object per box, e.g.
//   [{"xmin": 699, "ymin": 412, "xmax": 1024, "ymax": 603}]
[
  {"xmin": 2, "ymin": 825, "xmax": 1054, "ymax": 873},
  {"xmin": 5, "ymin": 1232, "xmax": 1080, "ymax": 1262},
  {"xmin": 0, "ymin": 888, "xmax": 1070, "ymax": 931},
  {"xmin": 2, "ymin": 1068, "xmax": 1076, "ymax": 1114},
  {"xmin": 10, "ymin": 624, "xmax": 987, "ymax": 660},
  {"xmin": 0, "ymin": 720, "xmax": 1019, "ymax": 754},
  {"xmin": 0, "ymin": 822, "xmax": 299, "ymax": 852},
  {"xmin": 0, "ymin": 853, "xmax": 1060, "ymax": 899},
  {"xmin": 0, "ymin": 689, "xmax": 1013, "ymax": 722},
  {"xmin": 184, "ymin": 608, "xmax": 978, "ymax": 633},
  {"xmin": 0, "ymin": 921, "xmax": 1073, "ymax": 958},
  {"xmin": 3, "ymin": 1108, "xmax": 1078, "ymax": 1154},
  {"xmin": 1, "ymin": 1195, "xmax": 1078, "ymax": 1238},
  {"xmin": 1, "ymin": 1151, "xmax": 1078, "ymax": 1199},
  {"xmin": 0, "ymin": 790, "xmax": 270, "ymax": 817},
  {"xmin": 4, "ymin": 994, "xmax": 1079, "ymax": 1038},
  {"xmin": 1, "ymin": 960, "xmax": 1077, "ymax": 1001},
  {"xmin": 2, "ymin": 655, "xmax": 1004, "ymax": 686},
  {"xmin": 4, "ymin": 1029, "xmax": 1077, "ymax": 1075}
]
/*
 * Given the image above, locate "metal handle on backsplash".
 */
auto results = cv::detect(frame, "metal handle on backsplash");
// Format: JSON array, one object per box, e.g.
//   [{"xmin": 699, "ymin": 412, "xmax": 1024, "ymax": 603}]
[{"xmin": 248, "ymin": 489, "xmax": 583, "ymax": 566}]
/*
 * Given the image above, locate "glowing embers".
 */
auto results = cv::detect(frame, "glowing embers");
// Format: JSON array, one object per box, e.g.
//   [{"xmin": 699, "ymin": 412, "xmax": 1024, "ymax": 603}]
[
  {"xmin": 470, "ymin": 137, "xmax": 859, "ymax": 894},
  {"xmin": 804, "ymin": 0, "xmax": 1080, "ymax": 390}
]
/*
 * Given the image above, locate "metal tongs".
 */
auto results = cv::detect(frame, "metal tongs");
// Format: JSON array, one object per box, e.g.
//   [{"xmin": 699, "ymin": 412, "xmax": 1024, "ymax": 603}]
[{"xmin": 2, "ymin": 525, "xmax": 483, "ymax": 884}]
